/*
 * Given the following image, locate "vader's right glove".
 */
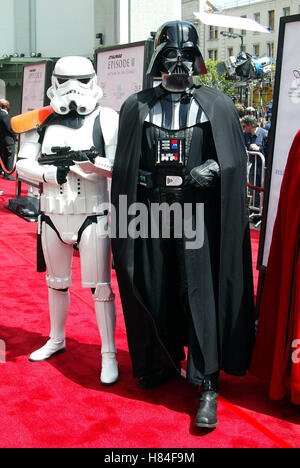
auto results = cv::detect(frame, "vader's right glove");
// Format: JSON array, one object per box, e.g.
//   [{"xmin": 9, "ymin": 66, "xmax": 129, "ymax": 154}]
[{"xmin": 185, "ymin": 159, "xmax": 220, "ymax": 189}]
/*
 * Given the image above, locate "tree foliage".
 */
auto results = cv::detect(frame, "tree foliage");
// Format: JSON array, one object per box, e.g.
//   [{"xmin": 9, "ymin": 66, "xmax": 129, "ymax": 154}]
[{"xmin": 195, "ymin": 60, "xmax": 235, "ymax": 98}]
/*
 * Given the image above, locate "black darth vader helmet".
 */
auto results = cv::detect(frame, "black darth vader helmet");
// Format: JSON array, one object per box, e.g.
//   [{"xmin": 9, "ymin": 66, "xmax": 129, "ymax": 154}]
[{"xmin": 147, "ymin": 20, "xmax": 207, "ymax": 77}]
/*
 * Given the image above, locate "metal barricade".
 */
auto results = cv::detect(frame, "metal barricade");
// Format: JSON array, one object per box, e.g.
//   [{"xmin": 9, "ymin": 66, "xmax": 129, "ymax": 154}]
[{"xmin": 246, "ymin": 150, "xmax": 265, "ymax": 226}]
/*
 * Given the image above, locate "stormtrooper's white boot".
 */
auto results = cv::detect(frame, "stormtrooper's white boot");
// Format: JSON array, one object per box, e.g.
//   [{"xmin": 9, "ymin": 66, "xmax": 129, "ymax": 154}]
[
  {"xmin": 100, "ymin": 351, "xmax": 119, "ymax": 386},
  {"xmin": 94, "ymin": 294, "xmax": 118, "ymax": 385},
  {"xmin": 29, "ymin": 288, "xmax": 70, "ymax": 362}
]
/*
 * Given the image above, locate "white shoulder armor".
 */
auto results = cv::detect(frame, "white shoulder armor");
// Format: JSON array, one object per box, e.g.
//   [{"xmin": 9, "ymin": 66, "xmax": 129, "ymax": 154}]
[{"xmin": 17, "ymin": 129, "xmax": 41, "ymax": 160}]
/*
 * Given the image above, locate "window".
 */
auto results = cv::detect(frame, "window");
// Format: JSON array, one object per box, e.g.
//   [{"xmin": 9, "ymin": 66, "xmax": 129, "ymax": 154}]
[
  {"xmin": 253, "ymin": 44, "xmax": 260, "ymax": 57},
  {"xmin": 241, "ymin": 15, "xmax": 247, "ymax": 36},
  {"xmin": 209, "ymin": 26, "xmax": 218, "ymax": 39},
  {"xmin": 228, "ymin": 28, "xmax": 234, "ymax": 33},
  {"xmin": 208, "ymin": 49, "xmax": 218, "ymax": 61},
  {"xmin": 283, "ymin": 7, "xmax": 290, "ymax": 16},
  {"xmin": 254, "ymin": 12, "xmax": 260, "ymax": 23},
  {"xmin": 253, "ymin": 12, "xmax": 260, "ymax": 34},
  {"xmin": 227, "ymin": 47, "xmax": 234, "ymax": 57},
  {"xmin": 268, "ymin": 10, "xmax": 275, "ymax": 30},
  {"xmin": 267, "ymin": 42, "xmax": 274, "ymax": 57}
]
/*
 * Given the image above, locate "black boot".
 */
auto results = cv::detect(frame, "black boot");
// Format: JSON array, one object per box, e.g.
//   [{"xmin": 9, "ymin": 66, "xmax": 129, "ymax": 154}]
[
  {"xmin": 137, "ymin": 367, "xmax": 178, "ymax": 389},
  {"xmin": 195, "ymin": 374, "xmax": 219, "ymax": 429}
]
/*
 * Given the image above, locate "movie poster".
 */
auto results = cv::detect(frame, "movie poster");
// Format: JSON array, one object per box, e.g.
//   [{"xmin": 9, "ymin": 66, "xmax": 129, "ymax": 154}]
[
  {"xmin": 21, "ymin": 63, "xmax": 47, "ymax": 113},
  {"xmin": 96, "ymin": 44, "xmax": 145, "ymax": 112},
  {"xmin": 262, "ymin": 18, "xmax": 300, "ymax": 267}
]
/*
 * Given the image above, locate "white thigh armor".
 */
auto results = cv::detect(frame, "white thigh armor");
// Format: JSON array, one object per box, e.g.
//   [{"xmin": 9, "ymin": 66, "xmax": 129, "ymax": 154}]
[{"xmin": 42, "ymin": 214, "xmax": 112, "ymax": 291}]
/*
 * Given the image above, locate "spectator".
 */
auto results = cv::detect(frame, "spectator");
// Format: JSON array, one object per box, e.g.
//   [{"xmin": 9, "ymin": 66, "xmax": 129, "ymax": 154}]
[
  {"xmin": 235, "ymin": 103, "xmax": 245, "ymax": 120},
  {"xmin": 241, "ymin": 114, "xmax": 268, "ymax": 208},
  {"xmin": 0, "ymin": 98, "xmax": 16, "ymax": 180},
  {"xmin": 241, "ymin": 115, "xmax": 268, "ymax": 158},
  {"xmin": 264, "ymin": 118, "xmax": 271, "ymax": 131}
]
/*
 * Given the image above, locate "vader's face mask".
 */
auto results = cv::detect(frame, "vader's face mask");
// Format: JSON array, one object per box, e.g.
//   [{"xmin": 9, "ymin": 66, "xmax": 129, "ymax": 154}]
[
  {"xmin": 147, "ymin": 20, "xmax": 207, "ymax": 93},
  {"xmin": 160, "ymin": 47, "xmax": 196, "ymax": 92},
  {"xmin": 47, "ymin": 56, "xmax": 103, "ymax": 115}
]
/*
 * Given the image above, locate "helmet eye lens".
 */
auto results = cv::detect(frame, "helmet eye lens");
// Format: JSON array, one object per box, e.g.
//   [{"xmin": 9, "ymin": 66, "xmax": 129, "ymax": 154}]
[
  {"xmin": 56, "ymin": 77, "xmax": 92, "ymax": 85},
  {"xmin": 78, "ymin": 78, "xmax": 91, "ymax": 85},
  {"xmin": 57, "ymin": 77, "xmax": 69, "ymax": 85},
  {"xmin": 181, "ymin": 50, "xmax": 194, "ymax": 61},
  {"xmin": 163, "ymin": 48, "xmax": 194, "ymax": 61},
  {"xmin": 163, "ymin": 49, "xmax": 177, "ymax": 60}
]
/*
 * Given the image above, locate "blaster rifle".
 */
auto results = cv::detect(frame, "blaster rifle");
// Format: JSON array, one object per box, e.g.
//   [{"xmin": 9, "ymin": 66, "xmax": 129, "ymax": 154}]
[{"xmin": 38, "ymin": 146, "xmax": 99, "ymax": 167}]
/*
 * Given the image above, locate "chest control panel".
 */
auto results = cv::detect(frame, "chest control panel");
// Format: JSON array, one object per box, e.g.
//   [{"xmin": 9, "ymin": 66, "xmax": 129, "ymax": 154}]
[{"xmin": 155, "ymin": 138, "xmax": 185, "ymax": 167}]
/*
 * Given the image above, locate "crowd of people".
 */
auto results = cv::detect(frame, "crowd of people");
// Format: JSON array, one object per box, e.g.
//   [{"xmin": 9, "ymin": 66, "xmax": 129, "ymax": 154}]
[
  {"xmin": 236, "ymin": 102, "xmax": 270, "ymax": 210},
  {"xmin": 0, "ymin": 97, "xmax": 17, "ymax": 195}
]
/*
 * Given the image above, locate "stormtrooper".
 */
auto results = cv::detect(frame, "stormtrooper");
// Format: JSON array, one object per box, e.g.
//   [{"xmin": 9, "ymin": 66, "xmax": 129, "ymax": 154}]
[
  {"xmin": 111, "ymin": 21, "xmax": 255, "ymax": 428},
  {"xmin": 16, "ymin": 56, "xmax": 119, "ymax": 385}
]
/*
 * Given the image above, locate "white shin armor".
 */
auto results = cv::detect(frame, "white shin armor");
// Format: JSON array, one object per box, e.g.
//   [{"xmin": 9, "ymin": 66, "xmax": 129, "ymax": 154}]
[
  {"xmin": 48, "ymin": 288, "xmax": 70, "ymax": 342},
  {"xmin": 95, "ymin": 300, "xmax": 116, "ymax": 354}
]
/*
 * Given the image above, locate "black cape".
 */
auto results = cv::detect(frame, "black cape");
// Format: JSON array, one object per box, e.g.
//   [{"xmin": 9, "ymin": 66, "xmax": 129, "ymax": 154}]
[{"xmin": 111, "ymin": 85, "xmax": 255, "ymax": 380}]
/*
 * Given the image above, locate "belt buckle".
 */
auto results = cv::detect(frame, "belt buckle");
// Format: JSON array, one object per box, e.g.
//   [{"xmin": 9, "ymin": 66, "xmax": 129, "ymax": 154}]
[{"xmin": 165, "ymin": 175, "xmax": 183, "ymax": 187}]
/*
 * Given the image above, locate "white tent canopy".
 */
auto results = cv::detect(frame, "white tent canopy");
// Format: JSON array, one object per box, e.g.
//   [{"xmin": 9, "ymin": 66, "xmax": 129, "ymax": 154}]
[{"xmin": 194, "ymin": 11, "xmax": 270, "ymax": 33}]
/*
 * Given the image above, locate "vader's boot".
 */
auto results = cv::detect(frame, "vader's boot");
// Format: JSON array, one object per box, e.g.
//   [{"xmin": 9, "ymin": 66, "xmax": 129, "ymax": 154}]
[
  {"xmin": 195, "ymin": 373, "xmax": 219, "ymax": 429},
  {"xmin": 29, "ymin": 288, "xmax": 69, "ymax": 362}
]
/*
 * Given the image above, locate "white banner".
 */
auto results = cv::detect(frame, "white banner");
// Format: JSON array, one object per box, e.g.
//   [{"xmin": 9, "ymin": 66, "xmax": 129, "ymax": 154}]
[
  {"xmin": 97, "ymin": 44, "xmax": 145, "ymax": 112},
  {"xmin": 263, "ymin": 19, "xmax": 300, "ymax": 267},
  {"xmin": 194, "ymin": 11, "xmax": 270, "ymax": 33}
]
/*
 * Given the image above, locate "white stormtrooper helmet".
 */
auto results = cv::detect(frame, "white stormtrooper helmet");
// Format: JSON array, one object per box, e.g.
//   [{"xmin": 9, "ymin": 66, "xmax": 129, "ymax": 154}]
[{"xmin": 47, "ymin": 56, "xmax": 103, "ymax": 115}]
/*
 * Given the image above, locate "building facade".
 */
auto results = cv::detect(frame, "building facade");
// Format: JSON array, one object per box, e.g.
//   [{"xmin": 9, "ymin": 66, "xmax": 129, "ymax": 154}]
[
  {"xmin": 2, "ymin": 0, "xmax": 299, "ymax": 114},
  {"xmin": 0, "ymin": 0, "xmax": 181, "ymax": 59},
  {"xmin": 0, "ymin": 0, "xmax": 181, "ymax": 114},
  {"xmin": 182, "ymin": 0, "xmax": 300, "ymax": 62}
]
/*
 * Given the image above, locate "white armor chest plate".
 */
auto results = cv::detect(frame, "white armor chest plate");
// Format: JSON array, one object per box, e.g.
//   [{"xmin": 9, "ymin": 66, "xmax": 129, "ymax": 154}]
[{"xmin": 41, "ymin": 109, "xmax": 108, "ymax": 215}]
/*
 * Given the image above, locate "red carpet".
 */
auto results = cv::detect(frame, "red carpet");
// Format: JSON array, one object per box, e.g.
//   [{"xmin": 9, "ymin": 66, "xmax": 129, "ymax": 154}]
[{"xmin": 0, "ymin": 177, "xmax": 299, "ymax": 448}]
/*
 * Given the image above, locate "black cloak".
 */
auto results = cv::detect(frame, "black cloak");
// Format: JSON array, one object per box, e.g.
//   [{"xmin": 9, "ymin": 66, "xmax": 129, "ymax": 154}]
[{"xmin": 111, "ymin": 84, "xmax": 255, "ymax": 382}]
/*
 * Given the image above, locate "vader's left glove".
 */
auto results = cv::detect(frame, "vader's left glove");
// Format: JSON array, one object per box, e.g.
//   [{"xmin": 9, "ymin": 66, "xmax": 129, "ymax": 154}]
[{"xmin": 185, "ymin": 159, "xmax": 220, "ymax": 189}]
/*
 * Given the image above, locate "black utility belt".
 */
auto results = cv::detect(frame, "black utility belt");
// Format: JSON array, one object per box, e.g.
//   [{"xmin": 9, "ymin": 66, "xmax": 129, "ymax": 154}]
[{"xmin": 138, "ymin": 170, "xmax": 184, "ymax": 189}]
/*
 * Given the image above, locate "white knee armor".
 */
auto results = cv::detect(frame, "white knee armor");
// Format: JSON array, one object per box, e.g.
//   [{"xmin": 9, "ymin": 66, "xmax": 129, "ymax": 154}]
[{"xmin": 93, "ymin": 283, "xmax": 115, "ymax": 302}]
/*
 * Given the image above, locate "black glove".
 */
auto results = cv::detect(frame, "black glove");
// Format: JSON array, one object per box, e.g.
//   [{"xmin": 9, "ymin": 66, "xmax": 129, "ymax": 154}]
[
  {"xmin": 56, "ymin": 166, "xmax": 70, "ymax": 185},
  {"xmin": 185, "ymin": 159, "xmax": 220, "ymax": 189},
  {"xmin": 72, "ymin": 151, "xmax": 89, "ymax": 162}
]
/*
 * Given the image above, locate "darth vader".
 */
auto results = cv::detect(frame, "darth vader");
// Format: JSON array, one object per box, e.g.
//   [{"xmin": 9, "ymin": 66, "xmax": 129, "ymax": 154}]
[{"xmin": 111, "ymin": 21, "xmax": 255, "ymax": 428}]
